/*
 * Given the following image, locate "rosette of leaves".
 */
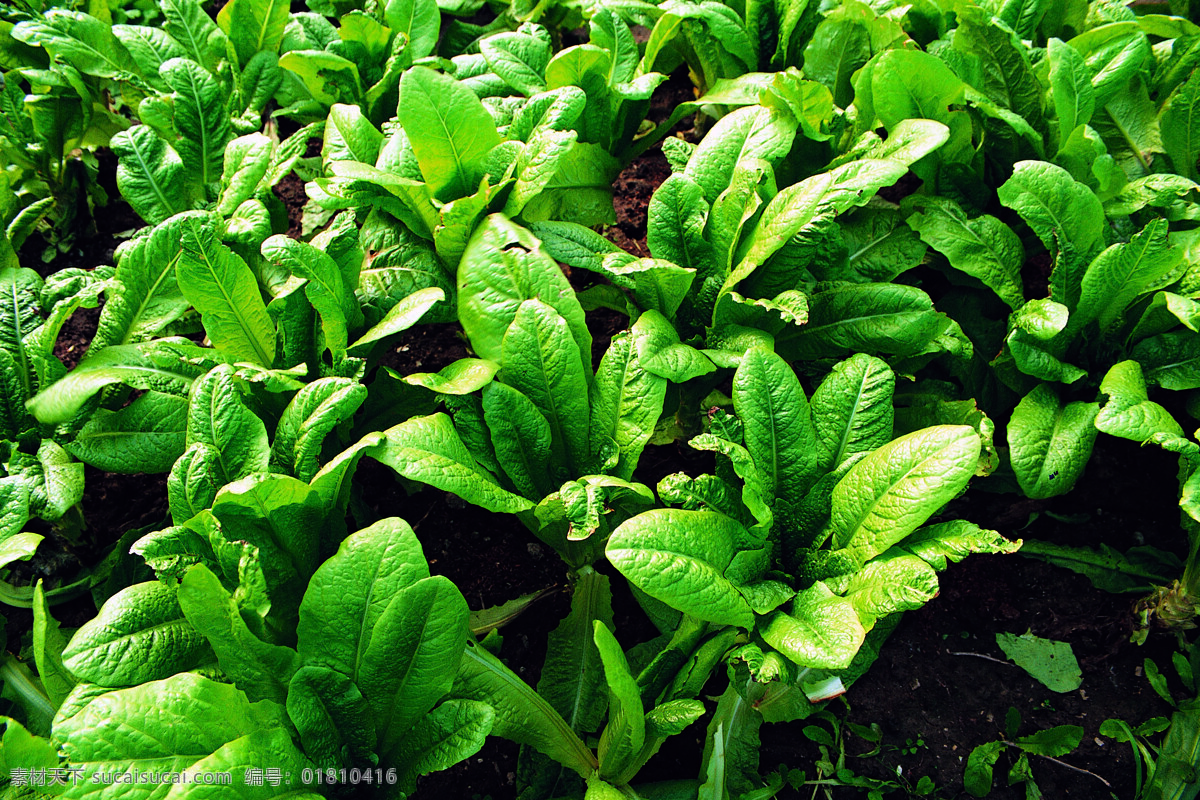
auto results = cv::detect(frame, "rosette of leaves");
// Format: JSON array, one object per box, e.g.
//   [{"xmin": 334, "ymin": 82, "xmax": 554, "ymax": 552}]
[
  {"xmin": 534, "ymin": 105, "xmax": 964, "ymax": 377},
  {"xmin": 15, "ymin": 515, "xmax": 491, "ymax": 796},
  {"xmin": 350, "ymin": 214, "xmax": 675, "ymax": 571},
  {"xmin": 0, "ymin": 265, "xmax": 122, "ymax": 607},
  {"xmin": 0, "ymin": 64, "xmax": 128, "ymax": 261},
  {"xmin": 274, "ymin": 0, "xmax": 447, "ymax": 125},
  {"xmin": 10, "ymin": 0, "xmax": 292, "ymax": 143},
  {"xmin": 604, "ymin": 346, "xmax": 1016, "ymax": 707}
]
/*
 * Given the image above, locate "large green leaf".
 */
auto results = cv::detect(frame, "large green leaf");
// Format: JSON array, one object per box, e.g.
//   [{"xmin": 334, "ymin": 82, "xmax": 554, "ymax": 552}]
[
  {"xmin": 590, "ymin": 328, "xmax": 668, "ymax": 482},
  {"xmin": 831, "ymin": 426, "xmax": 980, "ymax": 563},
  {"xmin": 66, "ymin": 391, "xmax": 188, "ymax": 474},
  {"xmin": 398, "ymin": 67, "xmax": 500, "ymax": 201},
  {"xmin": 457, "ymin": 215, "xmax": 591, "ymax": 374},
  {"xmin": 62, "ymin": 581, "xmax": 210, "ymax": 687},
  {"xmin": 1094, "ymin": 360, "xmax": 1183, "ymax": 444},
  {"xmin": 501, "ymin": 300, "xmax": 591, "ymax": 476},
  {"xmin": 389, "ymin": 699, "xmax": 493, "ymax": 793},
  {"xmin": 110, "ymin": 126, "xmax": 194, "ymax": 226},
  {"xmin": 270, "ymin": 378, "xmax": 367, "ymax": 481},
  {"xmin": 211, "ymin": 474, "xmax": 323, "ymax": 617},
  {"xmin": 1074, "ymin": 219, "xmax": 1183, "ymax": 334},
  {"xmin": 359, "ymin": 575, "xmax": 469, "ymax": 754},
  {"xmin": 28, "ymin": 340, "xmax": 201, "ymax": 425},
  {"xmin": 186, "ymin": 365, "xmax": 269, "ymax": 484},
  {"xmin": 178, "ymin": 564, "xmax": 299, "ymax": 705},
  {"xmin": 733, "ymin": 347, "xmax": 819, "ymax": 506},
  {"xmin": 12, "ymin": 9, "xmax": 142, "ymax": 80},
  {"xmin": 606, "ymin": 509, "xmax": 756, "ymax": 628},
  {"xmin": 810, "ymin": 353, "xmax": 894, "ymax": 474},
  {"xmin": 1007, "ymin": 383, "xmax": 1098, "ymax": 499},
  {"xmin": 758, "ymin": 582, "xmax": 865, "ymax": 669},
  {"xmin": 906, "ymin": 197, "xmax": 1025, "ymax": 310},
  {"xmin": 54, "ymin": 673, "xmax": 287, "ymax": 797},
  {"xmin": 92, "ymin": 215, "xmax": 192, "ymax": 351},
  {"xmin": 374, "ymin": 413, "xmax": 534, "ymax": 513},
  {"xmin": 1163, "ymin": 69, "xmax": 1200, "ymax": 182},
  {"xmin": 482, "ymin": 382, "xmax": 557, "ymax": 499},
  {"xmin": 177, "ymin": 215, "xmax": 276, "ymax": 366},
  {"xmin": 161, "ymin": 57, "xmax": 231, "ymax": 192},
  {"xmin": 217, "ymin": 0, "xmax": 289, "ymax": 65},
  {"xmin": 297, "ymin": 518, "xmax": 428, "ymax": 676}
]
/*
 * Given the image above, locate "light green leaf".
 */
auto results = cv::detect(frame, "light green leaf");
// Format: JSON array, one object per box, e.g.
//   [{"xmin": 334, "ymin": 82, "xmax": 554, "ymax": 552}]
[
  {"xmin": 161, "ymin": 57, "xmax": 231, "ymax": 192},
  {"xmin": 907, "ymin": 197, "xmax": 1025, "ymax": 310},
  {"xmin": 1095, "ymin": 360, "xmax": 1184, "ymax": 443},
  {"xmin": 360, "ymin": 575, "xmax": 469, "ymax": 753},
  {"xmin": 62, "ymin": 581, "xmax": 210, "ymax": 687},
  {"xmin": 996, "ymin": 631, "xmax": 1082, "ymax": 693},
  {"xmin": 606, "ymin": 509, "xmax": 756, "ymax": 629},
  {"xmin": 32, "ymin": 581, "xmax": 76, "ymax": 709},
  {"xmin": 389, "ymin": 699, "xmax": 493, "ymax": 792},
  {"xmin": 186, "ymin": 365, "xmax": 269, "ymax": 484},
  {"xmin": 831, "ymin": 426, "xmax": 980, "ymax": 563},
  {"xmin": 399, "ymin": 66, "xmax": 500, "ymax": 201},
  {"xmin": 111, "ymin": 126, "xmax": 194, "ymax": 226},
  {"xmin": 811, "ymin": 353, "xmax": 894, "ymax": 474},
  {"xmin": 66, "ymin": 391, "xmax": 188, "ymax": 474},
  {"xmin": 759, "ymin": 582, "xmax": 865, "ymax": 670},
  {"xmin": 1007, "ymin": 383, "xmax": 1099, "ymax": 499},
  {"xmin": 375, "ymin": 413, "xmax": 534, "ymax": 513},
  {"xmin": 217, "ymin": 0, "xmax": 289, "ymax": 65},
  {"xmin": 177, "ymin": 215, "xmax": 276, "ymax": 366},
  {"xmin": 286, "ymin": 665, "xmax": 376, "ymax": 771},
  {"xmin": 270, "ymin": 378, "xmax": 367, "ymax": 482}
]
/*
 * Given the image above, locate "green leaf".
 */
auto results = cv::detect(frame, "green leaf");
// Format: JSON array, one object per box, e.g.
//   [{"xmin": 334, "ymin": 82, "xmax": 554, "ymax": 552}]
[
  {"xmin": 1075, "ymin": 219, "xmax": 1183, "ymax": 334},
  {"xmin": 1007, "ymin": 384, "xmax": 1099, "ymax": 499},
  {"xmin": 1163, "ymin": 69, "xmax": 1200, "ymax": 182},
  {"xmin": 12, "ymin": 9, "xmax": 142, "ymax": 80},
  {"xmin": 811, "ymin": 353, "xmax": 894, "ymax": 474},
  {"xmin": 186, "ymin": 365, "xmax": 269, "ymax": 484},
  {"xmin": 1014, "ymin": 724, "xmax": 1085, "ymax": 756},
  {"xmin": 162, "ymin": 57, "xmax": 231, "ymax": 192},
  {"xmin": 779, "ymin": 283, "xmax": 942, "ymax": 361},
  {"xmin": 177, "ymin": 215, "xmax": 276, "ymax": 366},
  {"xmin": 162, "ymin": 0, "xmax": 227, "ymax": 70},
  {"xmin": 211, "ymin": 474, "xmax": 323, "ymax": 619},
  {"xmin": 348, "ymin": 285, "xmax": 443, "ymax": 355},
  {"xmin": 1018, "ymin": 540, "xmax": 1180, "ymax": 594},
  {"xmin": 62, "ymin": 581, "xmax": 210, "ymax": 686},
  {"xmin": 964, "ymin": 740, "xmax": 1005, "ymax": 797},
  {"xmin": 178, "ymin": 563, "xmax": 298, "ymax": 704},
  {"xmin": 360, "ymin": 575, "xmax": 469, "ymax": 754},
  {"xmin": 1067, "ymin": 22, "xmax": 1150, "ymax": 108},
  {"xmin": 66, "ymin": 391, "xmax": 188, "ymax": 474},
  {"xmin": 482, "ymin": 382, "xmax": 556, "ymax": 499},
  {"xmin": 1048, "ymin": 37, "xmax": 1095, "ymax": 140},
  {"xmin": 759, "ymin": 582, "xmax": 866, "ymax": 670},
  {"xmin": 54, "ymin": 673, "xmax": 287, "ymax": 792},
  {"xmin": 384, "ymin": 0, "xmax": 440, "ymax": 60},
  {"xmin": 458, "ymin": 215, "xmax": 591, "ymax": 374},
  {"xmin": 217, "ymin": 0, "xmax": 289, "ymax": 65},
  {"xmin": 733, "ymin": 347, "xmax": 819, "ymax": 506},
  {"xmin": 28, "ymin": 340, "xmax": 200, "ymax": 425},
  {"xmin": 261, "ymin": 235, "xmax": 356, "ymax": 359},
  {"xmin": 110, "ymin": 125, "xmax": 194, "ymax": 226},
  {"xmin": 907, "ymin": 197, "xmax": 1025, "ymax": 310},
  {"xmin": 322, "ymin": 103, "xmax": 383, "ymax": 167},
  {"xmin": 270, "ymin": 377, "xmax": 367, "ymax": 481},
  {"xmin": 405, "ymin": 358, "xmax": 498, "ymax": 395},
  {"xmin": 996, "ymin": 632, "xmax": 1082, "ymax": 693},
  {"xmin": 286, "ymin": 665, "xmax": 376, "ymax": 770},
  {"xmin": 682, "ymin": 106, "xmax": 795, "ymax": 204},
  {"xmin": 399, "ymin": 66, "xmax": 500, "ymax": 201},
  {"xmin": 375, "ymin": 413, "xmax": 534, "ymax": 513},
  {"xmin": 389, "ymin": 699, "xmax": 493, "ymax": 792},
  {"xmin": 481, "ymin": 30, "xmax": 551, "ymax": 96},
  {"xmin": 93, "ymin": 214, "xmax": 192, "ymax": 350},
  {"xmin": 502, "ymin": 300, "xmax": 591, "ymax": 476},
  {"xmin": 997, "ymin": 160, "xmax": 1106, "ymax": 285},
  {"xmin": 606, "ymin": 509, "xmax": 756, "ymax": 629},
  {"xmin": 278, "ymin": 49, "xmax": 362, "ymax": 107},
  {"xmin": 594, "ymin": 622, "xmax": 645, "ymax": 782},
  {"xmin": 297, "ymin": 517, "xmax": 428, "ymax": 673},
  {"xmin": 217, "ymin": 133, "xmax": 274, "ymax": 216},
  {"xmin": 1095, "ymin": 360, "xmax": 1184, "ymax": 443},
  {"xmin": 830, "ymin": 426, "xmax": 980, "ymax": 563},
  {"xmin": 590, "ymin": 328, "xmax": 668, "ymax": 481},
  {"xmin": 453, "ymin": 639, "xmax": 597, "ymax": 777},
  {"xmin": 32, "ymin": 581, "xmax": 75, "ymax": 709}
]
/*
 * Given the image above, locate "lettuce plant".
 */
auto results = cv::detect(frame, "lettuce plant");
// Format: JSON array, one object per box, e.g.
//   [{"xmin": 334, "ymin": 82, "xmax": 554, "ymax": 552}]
[
  {"xmin": 18, "ymin": 516, "xmax": 489, "ymax": 796},
  {"xmin": 607, "ymin": 347, "xmax": 1016, "ymax": 674}
]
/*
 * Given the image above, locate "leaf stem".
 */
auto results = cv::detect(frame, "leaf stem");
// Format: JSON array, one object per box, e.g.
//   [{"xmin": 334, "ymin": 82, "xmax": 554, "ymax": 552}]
[{"xmin": 1000, "ymin": 742, "xmax": 1113, "ymax": 788}]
